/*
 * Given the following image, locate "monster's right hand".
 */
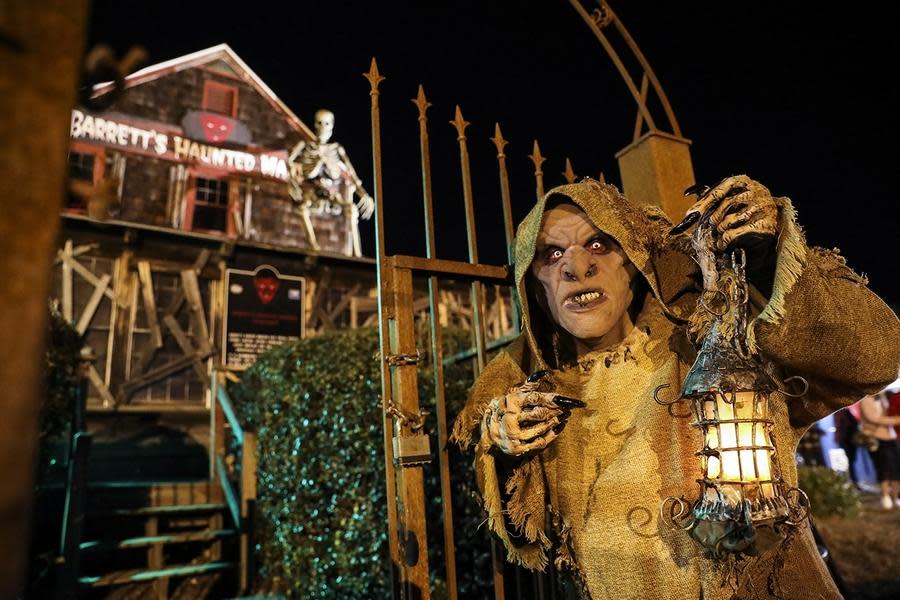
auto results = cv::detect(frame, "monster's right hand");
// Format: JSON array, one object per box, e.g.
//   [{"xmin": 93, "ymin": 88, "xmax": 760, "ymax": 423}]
[{"xmin": 480, "ymin": 371, "xmax": 584, "ymax": 456}]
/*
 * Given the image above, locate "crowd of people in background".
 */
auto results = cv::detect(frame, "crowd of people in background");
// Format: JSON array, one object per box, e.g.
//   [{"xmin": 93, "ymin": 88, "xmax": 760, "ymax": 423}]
[{"xmin": 833, "ymin": 386, "xmax": 900, "ymax": 509}]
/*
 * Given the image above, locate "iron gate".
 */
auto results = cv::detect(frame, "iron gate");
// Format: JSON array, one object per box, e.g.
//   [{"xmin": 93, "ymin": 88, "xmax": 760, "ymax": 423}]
[{"xmin": 366, "ymin": 59, "xmax": 561, "ymax": 600}]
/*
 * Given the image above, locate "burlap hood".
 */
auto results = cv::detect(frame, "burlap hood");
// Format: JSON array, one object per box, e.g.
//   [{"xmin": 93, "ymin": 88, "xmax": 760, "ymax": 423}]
[{"xmin": 513, "ymin": 179, "xmax": 698, "ymax": 369}]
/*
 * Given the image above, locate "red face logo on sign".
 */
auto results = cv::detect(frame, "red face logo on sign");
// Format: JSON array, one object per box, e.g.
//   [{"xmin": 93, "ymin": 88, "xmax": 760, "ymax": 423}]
[
  {"xmin": 200, "ymin": 113, "xmax": 235, "ymax": 143},
  {"xmin": 254, "ymin": 275, "xmax": 280, "ymax": 305}
]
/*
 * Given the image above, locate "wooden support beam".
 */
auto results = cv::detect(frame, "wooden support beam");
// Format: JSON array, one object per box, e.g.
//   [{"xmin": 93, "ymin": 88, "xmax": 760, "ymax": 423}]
[
  {"xmin": 53, "ymin": 243, "xmax": 96, "ymax": 265},
  {"xmin": 118, "ymin": 351, "xmax": 211, "ymax": 403},
  {"xmin": 162, "ymin": 314, "xmax": 208, "ymax": 382},
  {"xmin": 75, "ymin": 274, "xmax": 111, "ymax": 336},
  {"xmin": 138, "ymin": 261, "xmax": 163, "ymax": 349},
  {"xmin": 314, "ymin": 306, "xmax": 336, "ymax": 331},
  {"xmin": 181, "ymin": 270, "xmax": 210, "ymax": 353},
  {"xmin": 326, "ymin": 283, "xmax": 362, "ymax": 324},
  {"xmin": 388, "ymin": 254, "xmax": 509, "ymax": 283},
  {"xmin": 57, "ymin": 249, "xmax": 122, "ymax": 307},
  {"xmin": 306, "ymin": 268, "xmax": 331, "ymax": 331},
  {"xmin": 85, "ymin": 364, "xmax": 115, "ymax": 408},
  {"xmin": 62, "ymin": 240, "xmax": 73, "ymax": 321}
]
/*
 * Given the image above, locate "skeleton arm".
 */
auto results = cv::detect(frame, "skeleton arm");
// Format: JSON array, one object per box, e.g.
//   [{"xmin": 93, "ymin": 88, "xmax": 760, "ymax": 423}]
[
  {"xmin": 286, "ymin": 140, "xmax": 308, "ymax": 202},
  {"xmin": 336, "ymin": 144, "xmax": 374, "ymax": 220},
  {"xmin": 288, "ymin": 140, "xmax": 307, "ymax": 168}
]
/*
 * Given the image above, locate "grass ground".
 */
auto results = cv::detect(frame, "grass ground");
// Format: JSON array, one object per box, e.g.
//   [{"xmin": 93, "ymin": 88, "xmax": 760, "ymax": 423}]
[{"xmin": 816, "ymin": 493, "xmax": 900, "ymax": 600}]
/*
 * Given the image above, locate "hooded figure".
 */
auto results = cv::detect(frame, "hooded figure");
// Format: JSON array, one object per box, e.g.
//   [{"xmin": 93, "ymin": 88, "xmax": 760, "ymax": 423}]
[{"xmin": 451, "ymin": 178, "xmax": 900, "ymax": 599}]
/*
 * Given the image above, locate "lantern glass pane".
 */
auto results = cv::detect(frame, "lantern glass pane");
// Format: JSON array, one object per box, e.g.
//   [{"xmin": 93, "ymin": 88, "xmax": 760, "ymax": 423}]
[
  {"xmin": 703, "ymin": 398, "xmax": 717, "ymax": 420},
  {"xmin": 705, "ymin": 427, "xmax": 718, "ymax": 449},
  {"xmin": 707, "ymin": 455, "xmax": 721, "ymax": 478}
]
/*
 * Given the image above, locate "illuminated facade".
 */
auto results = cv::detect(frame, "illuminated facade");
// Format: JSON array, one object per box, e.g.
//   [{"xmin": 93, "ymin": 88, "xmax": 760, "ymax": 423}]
[{"xmin": 65, "ymin": 44, "xmax": 352, "ymax": 253}]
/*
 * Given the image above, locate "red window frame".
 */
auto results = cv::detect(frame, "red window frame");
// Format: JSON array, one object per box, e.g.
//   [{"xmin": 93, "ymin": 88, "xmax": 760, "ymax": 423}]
[
  {"xmin": 201, "ymin": 80, "xmax": 239, "ymax": 117},
  {"xmin": 183, "ymin": 170, "xmax": 236, "ymax": 237},
  {"xmin": 65, "ymin": 142, "xmax": 106, "ymax": 213}
]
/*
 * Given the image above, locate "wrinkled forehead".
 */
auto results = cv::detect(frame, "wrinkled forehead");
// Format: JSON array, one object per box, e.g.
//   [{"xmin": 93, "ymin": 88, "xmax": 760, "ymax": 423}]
[{"xmin": 536, "ymin": 201, "xmax": 617, "ymax": 247}]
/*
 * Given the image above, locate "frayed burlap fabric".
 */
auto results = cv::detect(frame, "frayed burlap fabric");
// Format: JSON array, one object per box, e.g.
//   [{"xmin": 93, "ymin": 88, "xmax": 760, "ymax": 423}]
[{"xmin": 451, "ymin": 180, "xmax": 900, "ymax": 600}]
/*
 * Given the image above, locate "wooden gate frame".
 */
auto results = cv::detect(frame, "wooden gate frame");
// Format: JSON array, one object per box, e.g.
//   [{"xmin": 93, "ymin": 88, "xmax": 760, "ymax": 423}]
[{"xmin": 366, "ymin": 59, "xmax": 539, "ymax": 600}]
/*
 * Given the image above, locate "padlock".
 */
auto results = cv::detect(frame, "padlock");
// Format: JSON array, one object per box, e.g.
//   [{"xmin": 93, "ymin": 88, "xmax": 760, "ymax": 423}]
[{"xmin": 392, "ymin": 432, "xmax": 432, "ymax": 466}]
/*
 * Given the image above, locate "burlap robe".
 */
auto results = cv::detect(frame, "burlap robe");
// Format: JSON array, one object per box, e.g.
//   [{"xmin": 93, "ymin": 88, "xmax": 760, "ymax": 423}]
[{"xmin": 451, "ymin": 180, "xmax": 900, "ymax": 600}]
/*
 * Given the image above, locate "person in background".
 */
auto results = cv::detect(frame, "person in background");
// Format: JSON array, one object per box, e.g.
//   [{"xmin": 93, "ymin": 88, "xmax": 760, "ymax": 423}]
[
  {"xmin": 859, "ymin": 391, "xmax": 900, "ymax": 509},
  {"xmin": 833, "ymin": 405, "xmax": 861, "ymax": 488}
]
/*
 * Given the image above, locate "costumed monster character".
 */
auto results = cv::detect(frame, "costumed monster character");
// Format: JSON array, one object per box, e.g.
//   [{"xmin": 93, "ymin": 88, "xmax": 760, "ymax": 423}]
[
  {"xmin": 451, "ymin": 176, "xmax": 900, "ymax": 599},
  {"xmin": 287, "ymin": 109, "xmax": 374, "ymax": 256}
]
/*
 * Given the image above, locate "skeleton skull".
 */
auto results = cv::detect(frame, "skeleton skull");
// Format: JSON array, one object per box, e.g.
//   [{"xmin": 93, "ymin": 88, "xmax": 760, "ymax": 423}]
[{"xmin": 314, "ymin": 109, "xmax": 335, "ymax": 143}]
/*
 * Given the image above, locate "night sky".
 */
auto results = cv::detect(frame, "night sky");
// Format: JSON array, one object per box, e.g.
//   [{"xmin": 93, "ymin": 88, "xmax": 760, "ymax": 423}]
[{"xmin": 88, "ymin": 1, "xmax": 899, "ymax": 306}]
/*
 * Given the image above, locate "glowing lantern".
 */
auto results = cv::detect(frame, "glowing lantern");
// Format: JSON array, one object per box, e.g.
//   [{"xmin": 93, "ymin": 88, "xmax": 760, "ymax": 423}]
[{"xmin": 657, "ymin": 249, "xmax": 809, "ymax": 557}]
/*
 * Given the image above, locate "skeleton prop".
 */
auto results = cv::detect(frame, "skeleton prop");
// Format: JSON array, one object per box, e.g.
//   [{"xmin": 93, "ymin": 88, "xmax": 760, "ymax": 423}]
[{"xmin": 287, "ymin": 109, "xmax": 374, "ymax": 256}]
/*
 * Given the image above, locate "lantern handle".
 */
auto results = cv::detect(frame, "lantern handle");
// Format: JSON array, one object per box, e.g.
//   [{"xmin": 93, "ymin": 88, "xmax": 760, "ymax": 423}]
[
  {"xmin": 778, "ymin": 375, "xmax": 809, "ymax": 398},
  {"xmin": 698, "ymin": 289, "xmax": 729, "ymax": 317}
]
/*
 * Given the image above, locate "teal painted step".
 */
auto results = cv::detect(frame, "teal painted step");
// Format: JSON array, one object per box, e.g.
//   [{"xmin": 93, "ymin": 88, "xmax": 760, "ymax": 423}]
[
  {"xmin": 89, "ymin": 502, "xmax": 226, "ymax": 517},
  {"xmin": 79, "ymin": 560, "xmax": 234, "ymax": 586},
  {"xmin": 80, "ymin": 528, "xmax": 235, "ymax": 551}
]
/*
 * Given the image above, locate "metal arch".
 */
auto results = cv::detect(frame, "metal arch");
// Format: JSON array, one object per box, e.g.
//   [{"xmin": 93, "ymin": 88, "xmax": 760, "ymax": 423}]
[{"xmin": 567, "ymin": 0, "xmax": 683, "ymax": 140}]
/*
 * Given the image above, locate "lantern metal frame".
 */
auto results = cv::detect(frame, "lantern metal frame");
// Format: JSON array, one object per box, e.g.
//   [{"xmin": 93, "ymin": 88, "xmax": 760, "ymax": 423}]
[{"xmin": 656, "ymin": 247, "xmax": 810, "ymax": 558}]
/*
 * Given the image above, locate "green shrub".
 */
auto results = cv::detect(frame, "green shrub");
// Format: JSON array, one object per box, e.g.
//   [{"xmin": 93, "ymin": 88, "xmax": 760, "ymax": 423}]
[
  {"xmin": 232, "ymin": 326, "xmax": 493, "ymax": 599},
  {"xmin": 797, "ymin": 465, "xmax": 860, "ymax": 518},
  {"xmin": 40, "ymin": 304, "xmax": 82, "ymax": 475}
]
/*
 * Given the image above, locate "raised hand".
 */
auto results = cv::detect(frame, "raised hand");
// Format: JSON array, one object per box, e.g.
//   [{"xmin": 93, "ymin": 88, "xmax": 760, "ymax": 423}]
[{"xmin": 673, "ymin": 175, "xmax": 779, "ymax": 252}]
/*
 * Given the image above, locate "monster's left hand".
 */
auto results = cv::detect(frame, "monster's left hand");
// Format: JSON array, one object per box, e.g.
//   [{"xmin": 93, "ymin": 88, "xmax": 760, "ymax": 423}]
[{"xmin": 678, "ymin": 175, "xmax": 779, "ymax": 252}]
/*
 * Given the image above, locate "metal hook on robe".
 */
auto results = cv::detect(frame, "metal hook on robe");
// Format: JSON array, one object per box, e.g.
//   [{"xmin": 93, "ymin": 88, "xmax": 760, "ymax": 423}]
[{"xmin": 778, "ymin": 375, "xmax": 809, "ymax": 398}]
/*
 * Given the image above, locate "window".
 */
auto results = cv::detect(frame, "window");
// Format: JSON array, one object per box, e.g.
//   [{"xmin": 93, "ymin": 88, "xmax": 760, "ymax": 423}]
[
  {"xmin": 68, "ymin": 151, "xmax": 96, "ymax": 182},
  {"xmin": 65, "ymin": 147, "xmax": 104, "ymax": 212},
  {"xmin": 202, "ymin": 80, "xmax": 238, "ymax": 116},
  {"xmin": 191, "ymin": 176, "xmax": 230, "ymax": 232}
]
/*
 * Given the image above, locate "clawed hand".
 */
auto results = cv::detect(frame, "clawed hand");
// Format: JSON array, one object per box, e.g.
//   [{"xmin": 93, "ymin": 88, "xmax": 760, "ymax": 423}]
[
  {"xmin": 357, "ymin": 194, "xmax": 375, "ymax": 220},
  {"xmin": 672, "ymin": 175, "xmax": 779, "ymax": 252},
  {"xmin": 481, "ymin": 370, "xmax": 585, "ymax": 456}
]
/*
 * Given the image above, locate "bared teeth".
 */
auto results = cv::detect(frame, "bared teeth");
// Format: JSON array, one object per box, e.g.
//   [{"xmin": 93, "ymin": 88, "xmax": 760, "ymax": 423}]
[{"xmin": 572, "ymin": 291, "xmax": 602, "ymax": 305}]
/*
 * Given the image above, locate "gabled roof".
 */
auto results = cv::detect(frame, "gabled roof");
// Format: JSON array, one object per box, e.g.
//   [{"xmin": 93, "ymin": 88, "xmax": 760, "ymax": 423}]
[{"xmin": 92, "ymin": 43, "xmax": 315, "ymax": 140}]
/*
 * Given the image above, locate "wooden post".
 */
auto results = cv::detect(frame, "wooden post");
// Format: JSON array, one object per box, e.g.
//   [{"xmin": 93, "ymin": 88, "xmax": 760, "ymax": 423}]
[
  {"xmin": 145, "ymin": 516, "xmax": 167, "ymax": 600},
  {"xmin": 240, "ymin": 431, "xmax": 258, "ymax": 593},
  {"xmin": 388, "ymin": 266, "xmax": 431, "ymax": 598}
]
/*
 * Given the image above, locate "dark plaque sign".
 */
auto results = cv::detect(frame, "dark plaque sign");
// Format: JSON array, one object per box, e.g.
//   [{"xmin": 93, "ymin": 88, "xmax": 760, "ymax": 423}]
[{"xmin": 222, "ymin": 265, "xmax": 305, "ymax": 369}]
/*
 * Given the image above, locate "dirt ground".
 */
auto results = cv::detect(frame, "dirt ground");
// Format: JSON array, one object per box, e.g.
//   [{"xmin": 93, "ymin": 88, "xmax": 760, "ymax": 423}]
[{"xmin": 816, "ymin": 493, "xmax": 900, "ymax": 600}]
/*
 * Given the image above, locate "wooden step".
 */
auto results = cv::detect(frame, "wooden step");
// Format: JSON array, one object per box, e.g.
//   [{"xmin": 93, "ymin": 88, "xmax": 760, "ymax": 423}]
[
  {"xmin": 80, "ymin": 528, "xmax": 236, "ymax": 552},
  {"xmin": 89, "ymin": 502, "xmax": 226, "ymax": 517},
  {"xmin": 79, "ymin": 560, "xmax": 234, "ymax": 586},
  {"xmin": 87, "ymin": 479, "xmax": 223, "ymax": 507}
]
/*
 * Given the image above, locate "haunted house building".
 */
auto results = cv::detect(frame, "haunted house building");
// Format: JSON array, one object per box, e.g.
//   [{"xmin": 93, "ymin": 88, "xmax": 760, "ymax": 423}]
[{"xmin": 54, "ymin": 44, "xmax": 378, "ymax": 411}]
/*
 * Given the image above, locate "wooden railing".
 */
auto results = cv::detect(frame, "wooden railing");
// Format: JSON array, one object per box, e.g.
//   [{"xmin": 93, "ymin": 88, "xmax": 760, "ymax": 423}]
[{"xmin": 210, "ymin": 370, "xmax": 257, "ymax": 593}]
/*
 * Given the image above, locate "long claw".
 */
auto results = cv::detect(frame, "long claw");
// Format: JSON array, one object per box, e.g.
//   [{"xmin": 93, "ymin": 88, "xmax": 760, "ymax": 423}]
[
  {"xmin": 526, "ymin": 369, "xmax": 551, "ymax": 384},
  {"xmin": 670, "ymin": 182, "xmax": 748, "ymax": 235},
  {"xmin": 553, "ymin": 395, "xmax": 586, "ymax": 409}
]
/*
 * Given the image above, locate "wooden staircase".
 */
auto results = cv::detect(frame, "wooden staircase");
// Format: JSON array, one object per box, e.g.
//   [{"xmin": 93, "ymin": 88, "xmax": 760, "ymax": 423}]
[
  {"xmin": 68, "ymin": 481, "xmax": 238, "ymax": 599},
  {"xmin": 50, "ymin": 373, "xmax": 257, "ymax": 599}
]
